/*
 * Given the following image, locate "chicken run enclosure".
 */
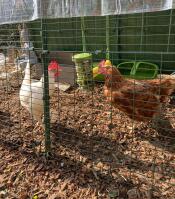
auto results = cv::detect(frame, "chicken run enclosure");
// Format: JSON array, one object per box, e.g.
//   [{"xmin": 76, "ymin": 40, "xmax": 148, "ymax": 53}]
[{"xmin": 0, "ymin": 1, "xmax": 175, "ymax": 199}]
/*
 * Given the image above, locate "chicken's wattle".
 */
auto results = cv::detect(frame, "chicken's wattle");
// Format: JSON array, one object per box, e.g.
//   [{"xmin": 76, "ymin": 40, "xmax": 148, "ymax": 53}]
[{"xmin": 54, "ymin": 71, "xmax": 61, "ymax": 77}]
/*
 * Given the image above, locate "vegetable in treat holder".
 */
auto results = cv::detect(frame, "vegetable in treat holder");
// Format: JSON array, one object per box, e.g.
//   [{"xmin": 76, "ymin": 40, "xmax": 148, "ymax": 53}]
[
  {"xmin": 92, "ymin": 62, "xmax": 105, "ymax": 82},
  {"xmin": 72, "ymin": 53, "xmax": 93, "ymax": 90}
]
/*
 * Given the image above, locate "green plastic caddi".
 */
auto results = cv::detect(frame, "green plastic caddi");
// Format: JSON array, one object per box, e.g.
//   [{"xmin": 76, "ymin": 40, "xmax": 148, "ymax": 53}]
[
  {"xmin": 117, "ymin": 61, "xmax": 158, "ymax": 80},
  {"xmin": 117, "ymin": 62, "xmax": 135, "ymax": 78},
  {"xmin": 131, "ymin": 62, "xmax": 158, "ymax": 80}
]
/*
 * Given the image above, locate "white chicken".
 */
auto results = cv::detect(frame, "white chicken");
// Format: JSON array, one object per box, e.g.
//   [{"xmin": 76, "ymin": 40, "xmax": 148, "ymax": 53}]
[
  {"xmin": 19, "ymin": 59, "xmax": 61, "ymax": 129},
  {"xmin": 0, "ymin": 53, "xmax": 9, "ymax": 67}
]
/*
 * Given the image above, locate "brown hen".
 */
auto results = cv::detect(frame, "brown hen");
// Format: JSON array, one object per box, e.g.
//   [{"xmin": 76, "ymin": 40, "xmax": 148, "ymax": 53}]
[{"xmin": 99, "ymin": 60, "xmax": 175, "ymax": 122}]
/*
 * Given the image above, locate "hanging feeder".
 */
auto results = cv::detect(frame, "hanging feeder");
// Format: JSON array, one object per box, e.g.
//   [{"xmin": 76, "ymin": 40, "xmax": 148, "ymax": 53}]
[{"xmin": 72, "ymin": 17, "xmax": 93, "ymax": 90}]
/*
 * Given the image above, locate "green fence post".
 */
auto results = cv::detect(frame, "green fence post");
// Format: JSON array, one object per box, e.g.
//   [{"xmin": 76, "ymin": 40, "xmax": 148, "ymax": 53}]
[{"xmin": 41, "ymin": 18, "xmax": 51, "ymax": 154}]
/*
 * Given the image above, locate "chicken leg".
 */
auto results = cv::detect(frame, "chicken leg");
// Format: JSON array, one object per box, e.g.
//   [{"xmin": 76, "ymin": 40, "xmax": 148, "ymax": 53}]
[
  {"xmin": 41, "ymin": 116, "xmax": 46, "ymax": 131},
  {"xmin": 32, "ymin": 114, "xmax": 45, "ymax": 132}
]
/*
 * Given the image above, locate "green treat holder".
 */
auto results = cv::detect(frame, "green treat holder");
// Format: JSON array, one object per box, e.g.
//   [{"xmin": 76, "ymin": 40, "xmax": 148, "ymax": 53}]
[
  {"xmin": 72, "ymin": 53, "xmax": 93, "ymax": 89},
  {"xmin": 131, "ymin": 62, "xmax": 158, "ymax": 80}
]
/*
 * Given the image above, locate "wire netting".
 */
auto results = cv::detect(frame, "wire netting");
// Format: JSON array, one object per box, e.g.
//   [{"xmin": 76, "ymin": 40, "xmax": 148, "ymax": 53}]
[{"xmin": 0, "ymin": 9, "xmax": 175, "ymax": 199}]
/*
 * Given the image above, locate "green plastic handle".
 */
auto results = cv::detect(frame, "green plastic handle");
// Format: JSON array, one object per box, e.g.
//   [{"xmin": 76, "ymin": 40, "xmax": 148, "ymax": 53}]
[{"xmin": 130, "ymin": 62, "xmax": 137, "ymax": 76}]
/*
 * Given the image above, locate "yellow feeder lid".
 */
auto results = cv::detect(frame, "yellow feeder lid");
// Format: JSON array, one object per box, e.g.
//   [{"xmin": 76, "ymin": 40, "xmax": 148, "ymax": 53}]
[{"xmin": 105, "ymin": 60, "xmax": 112, "ymax": 67}]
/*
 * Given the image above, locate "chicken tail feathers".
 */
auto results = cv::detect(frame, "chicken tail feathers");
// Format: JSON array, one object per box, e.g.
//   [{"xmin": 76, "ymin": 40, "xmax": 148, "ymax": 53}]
[{"xmin": 158, "ymin": 79, "xmax": 175, "ymax": 102}]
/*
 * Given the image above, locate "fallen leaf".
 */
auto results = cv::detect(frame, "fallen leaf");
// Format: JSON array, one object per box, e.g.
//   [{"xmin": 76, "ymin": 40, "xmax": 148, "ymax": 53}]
[
  {"xmin": 0, "ymin": 174, "xmax": 5, "ymax": 184},
  {"xmin": 20, "ymin": 191, "xmax": 28, "ymax": 199}
]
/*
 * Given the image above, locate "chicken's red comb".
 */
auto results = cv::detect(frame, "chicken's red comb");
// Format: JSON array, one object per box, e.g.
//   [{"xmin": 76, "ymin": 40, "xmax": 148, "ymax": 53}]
[{"xmin": 48, "ymin": 60, "xmax": 62, "ymax": 71}]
